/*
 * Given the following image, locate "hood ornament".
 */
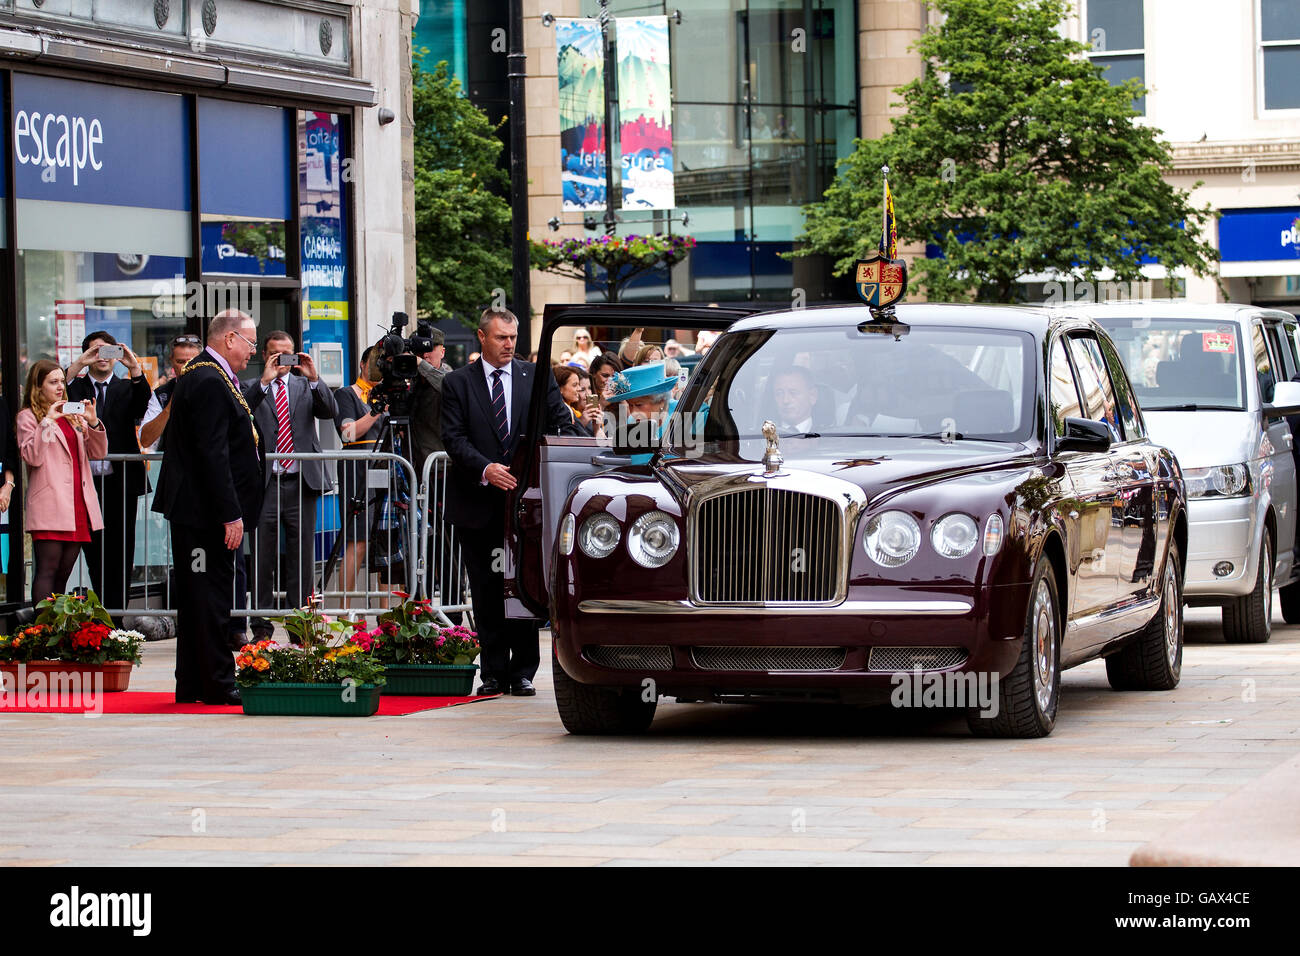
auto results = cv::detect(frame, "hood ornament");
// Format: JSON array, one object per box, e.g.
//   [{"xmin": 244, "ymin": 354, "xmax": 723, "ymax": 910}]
[{"xmin": 761, "ymin": 420, "xmax": 784, "ymax": 475}]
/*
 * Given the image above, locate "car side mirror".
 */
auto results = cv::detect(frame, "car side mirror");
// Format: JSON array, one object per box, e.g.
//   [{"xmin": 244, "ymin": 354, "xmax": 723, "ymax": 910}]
[
  {"xmin": 1057, "ymin": 417, "xmax": 1112, "ymax": 453},
  {"xmin": 1264, "ymin": 380, "xmax": 1300, "ymax": 417}
]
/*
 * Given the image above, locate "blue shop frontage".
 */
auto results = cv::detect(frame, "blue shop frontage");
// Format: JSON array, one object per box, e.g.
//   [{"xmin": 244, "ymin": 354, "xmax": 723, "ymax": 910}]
[{"xmin": 0, "ymin": 68, "xmax": 362, "ymax": 611}]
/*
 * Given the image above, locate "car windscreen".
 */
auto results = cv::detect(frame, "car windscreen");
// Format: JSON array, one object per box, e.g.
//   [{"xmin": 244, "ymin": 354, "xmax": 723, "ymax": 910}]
[
  {"xmin": 673, "ymin": 324, "xmax": 1036, "ymax": 444},
  {"xmin": 1095, "ymin": 318, "xmax": 1246, "ymax": 411}
]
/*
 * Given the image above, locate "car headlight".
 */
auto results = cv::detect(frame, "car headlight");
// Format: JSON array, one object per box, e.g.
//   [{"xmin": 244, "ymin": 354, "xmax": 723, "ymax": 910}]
[
  {"xmin": 932, "ymin": 513, "xmax": 979, "ymax": 558},
  {"xmin": 627, "ymin": 510, "xmax": 680, "ymax": 568},
  {"xmin": 864, "ymin": 510, "xmax": 922, "ymax": 567},
  {"xmin": 559, "ymin": 513, "xmax": 576, "ymax": 556},
  {"xmin": 1183, "ymin": 464, "xmax": 1251, "ymax": 499},
  {"xmin": 983, "ymin": 513, "xmax": 1004, "ymax": 557},
  {"xmin": 578, "ymin": 512, "xmax": 621, "ymax": 558}
]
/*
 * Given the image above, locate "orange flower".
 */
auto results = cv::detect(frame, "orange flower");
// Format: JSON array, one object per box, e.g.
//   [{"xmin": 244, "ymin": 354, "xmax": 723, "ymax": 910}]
[
  {"xmin": 236, "ymin": 655, "xmax": 253, "ymax": 668},
  {"xmin": 252, "ymin": 658, "xmax": 270, "ymax": 672}
]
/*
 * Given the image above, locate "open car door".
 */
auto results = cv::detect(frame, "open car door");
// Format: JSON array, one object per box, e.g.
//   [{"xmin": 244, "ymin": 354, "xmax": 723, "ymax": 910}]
[{"xmin": 504, "ymin": 303, "xmax": 764, "ymax": 619}]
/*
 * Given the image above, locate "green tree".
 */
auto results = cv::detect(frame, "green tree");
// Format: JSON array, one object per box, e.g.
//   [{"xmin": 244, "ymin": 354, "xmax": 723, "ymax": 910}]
[
  {"xmin": 413, "ymin": 56, "xmax": 512, "ymax": 323},
  {"xmin": 796, "ymin": 0, "xmax": 1217, "ymax": 302}
]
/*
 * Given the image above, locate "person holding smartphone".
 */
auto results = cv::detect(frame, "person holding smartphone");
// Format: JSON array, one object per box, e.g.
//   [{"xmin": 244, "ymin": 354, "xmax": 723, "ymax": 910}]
[
  {"xmin": 15, "ymin": 360, "xmax": 108, "ymax": 603},
  {"xmin": 64, "ymin": 331, "xmax": 151, "ymax": 621}
]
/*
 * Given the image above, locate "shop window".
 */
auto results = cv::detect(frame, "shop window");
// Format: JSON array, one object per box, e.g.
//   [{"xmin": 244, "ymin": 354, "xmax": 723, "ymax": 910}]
[
  {"xmin": 1261, "ymin": 0, "xmax": 1300, "ymax": 110},
  {"xmin": 1086, "ymin": 0, "xmax": 1145, "ymax": 115},
  {"xmin": 298, "ymin": 111, "xmax": 351, "ymax": 374}
]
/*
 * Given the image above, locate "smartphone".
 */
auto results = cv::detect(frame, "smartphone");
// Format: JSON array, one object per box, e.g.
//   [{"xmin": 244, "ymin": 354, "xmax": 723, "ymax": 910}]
[
  {"xmin": 97, "ymin": 345, "xmax": 124, "ymax": 360},
  {"xmin": 276, "ymin": 353, "xmax": 300, "ymax": 367},
  {"xmin": 63, "ymin": 401, "xmax": 86, "ymax": 415}
]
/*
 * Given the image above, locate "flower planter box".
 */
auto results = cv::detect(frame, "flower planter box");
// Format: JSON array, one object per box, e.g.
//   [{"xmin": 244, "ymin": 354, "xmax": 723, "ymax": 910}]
[
  {"xmin": 239, "ymin": 682, "xmax": 382, "ymax": 716},
  {"xmin": 0, "ymin": 660, "xmax": 134, "ymax": 693},
  {"xmin": 381, "ymin": 663, "xmax": 478, "ymax": 696}
]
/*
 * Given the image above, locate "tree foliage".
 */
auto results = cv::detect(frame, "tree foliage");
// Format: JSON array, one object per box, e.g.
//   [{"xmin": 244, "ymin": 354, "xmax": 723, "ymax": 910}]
[
  {"xmin": 796, "ymin": 0, "xmax": 1218, "ymax": 302},
  {"xmin": 531, "ymin": 234, "xmax": 696, "ymax": 302},
  {"xmin": 413, "ymin": 56, "xmax": 513, "ymax": 324}
]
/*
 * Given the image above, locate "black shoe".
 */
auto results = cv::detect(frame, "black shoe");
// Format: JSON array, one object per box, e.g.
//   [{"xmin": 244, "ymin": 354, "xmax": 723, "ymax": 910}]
[
  {"xmin": 175, "ymin": 694, "xmax": 200, "ymax": 704},
  {"xmin": 205, "ymin": 689, "xmax": 242, "ymax": 706},
  {"xmin": 477, "ymin": 679, "xmax": 504, "ymax": 696},
  {"xmin": 510, "ymin": 678, "xmax": 537, "ymax": 697}
]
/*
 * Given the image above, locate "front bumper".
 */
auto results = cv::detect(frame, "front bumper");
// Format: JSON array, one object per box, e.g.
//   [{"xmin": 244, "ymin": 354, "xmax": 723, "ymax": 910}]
[
  {"xmin": 1183, "ymin": 494, "xmax": 1260, "ymax": 599},
  {"xmin": 552, "ymin": 584, "xmax": 1030, "ymax": 704}
]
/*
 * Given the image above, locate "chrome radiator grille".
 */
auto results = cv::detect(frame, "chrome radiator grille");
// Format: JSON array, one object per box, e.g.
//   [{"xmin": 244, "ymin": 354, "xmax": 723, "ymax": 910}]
[
  {"xmin": 692, "ymin": 487, "xmax": 842, "ymax": 604},
  {"xmin": 585, "ymin": 645, "xmax": 674, "ymax": 671},
  {"xmin": 867, "ymin": 647, "xmax": 969, "ymax": 672},
  {"xmin": 691, "ymin": 646, "xmax": 846, "ymax": 671}
]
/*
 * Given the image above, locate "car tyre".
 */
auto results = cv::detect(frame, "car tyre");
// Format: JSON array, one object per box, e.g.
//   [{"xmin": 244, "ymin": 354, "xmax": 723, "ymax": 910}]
[
  {"xmin": 552, "ymin": 646, "xmax": 657, "ymax": 735},
  {"xmin": 1105, "ymin": 541, "xmax": 1183, "ymax": 690},
  {"xmin": 968, "ymin": 555, "xmax": 1059, "ymax": 739},
  {"xmin": 1278, "ymin": 578, "xmax": 1300, "ymax": 625},
  {"xmin": 1223, "ymin": 536, "xmax": 1272, "ymax": 644}
]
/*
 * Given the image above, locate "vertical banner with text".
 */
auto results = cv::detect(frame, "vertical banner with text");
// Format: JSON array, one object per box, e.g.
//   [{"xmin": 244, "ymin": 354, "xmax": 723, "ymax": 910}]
[
  {"xmin": 617, "ymin": 16, "xmax": 674, "ymax": 210},
  {"xmin": 556, "ymin": 18, "xmax": 607, "ymax": 211}
]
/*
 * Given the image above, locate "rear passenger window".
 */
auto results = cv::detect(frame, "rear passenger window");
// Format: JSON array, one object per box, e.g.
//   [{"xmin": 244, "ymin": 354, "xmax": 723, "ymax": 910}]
[
  {"xmin": 1068, "ymin": 335, "xmax": 1124, "ymax": 441},
  {"xmin": 1251, "ymin": 322, "xmax": 1276, "ymax": 405},
  {"xmin": 1049, "ymin": 336, "xmax": 1084, "ymax": 437},
  {"xmin": 1099, "ymin": 335, "xmax": 1144, "ymax": 440}
]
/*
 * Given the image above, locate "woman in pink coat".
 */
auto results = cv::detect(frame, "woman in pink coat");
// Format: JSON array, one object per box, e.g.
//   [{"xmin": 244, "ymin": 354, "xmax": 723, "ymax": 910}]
[{"xmin": 16, "ymin": 359, "xmax": 108, "ymax": 603}]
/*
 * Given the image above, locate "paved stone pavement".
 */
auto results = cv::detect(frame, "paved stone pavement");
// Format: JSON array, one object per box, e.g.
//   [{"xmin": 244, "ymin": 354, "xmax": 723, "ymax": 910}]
[{"xmin": 1, "ymin": 605, "xmax": 1297, "ymax": 866}]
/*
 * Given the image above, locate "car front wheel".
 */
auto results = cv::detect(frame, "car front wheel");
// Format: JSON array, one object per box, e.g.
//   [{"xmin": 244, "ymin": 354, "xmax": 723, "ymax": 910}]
[
  {"xmin": 1106, "ymin": 541, "xmax": 1183, "ymax": 690},
  {"xmin": 552, "ymin": 645, "xmax": 657, "ymax": 735},
  {"xmin": 968, "ymin": 555, "xmax": 1059, "ymax": 739},
  {"xmin": 1223, "ymin": 536, "xmax": 1272, "ymax": 644}
]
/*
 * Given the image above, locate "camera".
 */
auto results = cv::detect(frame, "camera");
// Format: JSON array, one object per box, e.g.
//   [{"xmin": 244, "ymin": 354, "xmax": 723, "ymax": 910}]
[
  {"xmin": 62, "ymin": 401, "xmax": 86, "ymax": 416},
  {"xmin": 97, "ymin": 345, "xmax": 124, "ymax": 360},
  {"xmin": 369, "ymin": 311, "xmax": 437, "ymax": 418},
  {"xmin": 276, "ymin": 353, "xmax": 300, "ymax": 367}
]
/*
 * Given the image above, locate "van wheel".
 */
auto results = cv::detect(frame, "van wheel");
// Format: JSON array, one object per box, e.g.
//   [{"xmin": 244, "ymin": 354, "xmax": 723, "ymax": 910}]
[
  {"xmin": 553, "ymin": 648, "xmax": 657, "ymax": 735},
  {"xmin": 1279, "ymin": 578, "xmax": 1300, "ymax": 625},
  {"xmin": 1106, "ymin": 542, "xmax": 1183, "ymax": 690},
  {"xmin": 968, "ymin": 555, "xmax": 1059, "ymax": 738},
  {"xmin": 1223, "ymin": 536, "xmax": 1272, "ymax": 644}
]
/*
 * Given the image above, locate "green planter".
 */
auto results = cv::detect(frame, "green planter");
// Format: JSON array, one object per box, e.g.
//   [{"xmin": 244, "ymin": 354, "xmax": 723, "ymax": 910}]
[
  {"xmin": 240, "ymin": 682, "xmax": 382, "ymax": 716},
  {"xmin": 382, "ymin": 663, "xmax": 478, "ymax": 696}
]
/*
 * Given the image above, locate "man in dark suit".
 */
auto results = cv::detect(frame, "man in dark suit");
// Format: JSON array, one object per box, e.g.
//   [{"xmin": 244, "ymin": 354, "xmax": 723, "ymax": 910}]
[
  {"xmin": 65, "ymin": 331, "xmax": 152, "ymax": 620},
  {"xmin": 441, "ymin": 307, "xmax": 578, "ymax": 696},
  {"xmin": 244, "ymin": 331, "xmax": 338, "ymax": 638},
  {"xmin": 410, "ymin": 328, "xmax": 463, "ymax": 620},
  {"xmin": 154, "ymin": 310, "xmax": 265, "ymax": 705}
]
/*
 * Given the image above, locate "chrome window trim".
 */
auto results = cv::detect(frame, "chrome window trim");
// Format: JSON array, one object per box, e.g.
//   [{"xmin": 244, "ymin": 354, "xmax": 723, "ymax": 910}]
[{"xmin": 577, "ymin": 599, "xmax": 973, "ymax": 616}]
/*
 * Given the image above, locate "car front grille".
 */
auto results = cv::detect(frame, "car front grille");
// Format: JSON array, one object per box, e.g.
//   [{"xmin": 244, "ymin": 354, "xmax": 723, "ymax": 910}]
[
  {"xmin": 692, "ymin": 487, "xmax": 842, "ymax": 604},
  {"xmin": 584, "ymin": 645, "xmax": 674, "ymax": 671},
  {"xmin": 691, "ymin": 646, "xmax": 846, "ymax": 671},
  {"xmin": 866, "ymin": 646, "xmax": 969, "ymax": 672}
]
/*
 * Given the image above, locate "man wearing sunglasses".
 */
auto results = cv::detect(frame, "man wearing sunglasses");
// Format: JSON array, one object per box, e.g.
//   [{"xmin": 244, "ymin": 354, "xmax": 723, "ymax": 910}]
[
  {"xmin": 154, "ymin": 310, "xmax": 266, "ymax": 705},
  {"xmin": 139, "ymin": 334, "xmax": 203, "ymax": 452}
]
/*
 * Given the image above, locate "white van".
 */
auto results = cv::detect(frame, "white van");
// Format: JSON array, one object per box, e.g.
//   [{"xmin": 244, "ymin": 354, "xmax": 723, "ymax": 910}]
[{"xmin": 1084, "ymin": 303, "xmax": 1300, "ymax": 643}]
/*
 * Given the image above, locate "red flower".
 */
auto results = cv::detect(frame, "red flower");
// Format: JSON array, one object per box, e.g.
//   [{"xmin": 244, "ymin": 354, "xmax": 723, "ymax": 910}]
[{"xmin": 70, "ymin": 621, "xmax": 111, "ymax": 651}]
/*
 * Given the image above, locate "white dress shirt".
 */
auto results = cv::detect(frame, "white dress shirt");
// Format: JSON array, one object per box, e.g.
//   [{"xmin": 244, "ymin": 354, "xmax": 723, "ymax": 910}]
[{"xmin": 480, "ymin": 358, "xmax": 513, "ymax": 484}]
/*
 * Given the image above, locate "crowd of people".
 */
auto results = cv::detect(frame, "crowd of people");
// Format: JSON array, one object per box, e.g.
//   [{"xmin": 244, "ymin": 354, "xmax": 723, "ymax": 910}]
[{"xmin": 3, "ymin": 311, "xmax": 696, "ymax": 704}]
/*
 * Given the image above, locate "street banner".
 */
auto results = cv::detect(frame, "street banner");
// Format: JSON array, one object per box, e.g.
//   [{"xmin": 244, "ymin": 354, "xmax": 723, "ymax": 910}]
[
  {"xmin": 617, "ymin": 16, "xmax": 675, "ymax": 210},
  {"xmin": 556, "ymin": 18, "xmax": 607, "ymax": 211}
]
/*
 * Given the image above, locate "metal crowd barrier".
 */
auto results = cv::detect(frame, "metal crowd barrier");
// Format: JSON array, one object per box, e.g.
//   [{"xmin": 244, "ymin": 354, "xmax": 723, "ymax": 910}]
[{"xmin": 45, "ymin": 450, "xmax": 453, "ymax": 624}]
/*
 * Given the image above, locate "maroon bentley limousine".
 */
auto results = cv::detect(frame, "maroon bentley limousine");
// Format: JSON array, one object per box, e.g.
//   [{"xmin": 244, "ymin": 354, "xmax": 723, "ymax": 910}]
[{"xmin": 506, "ymin": 304, "xmax": 1187, "ymax": 738}]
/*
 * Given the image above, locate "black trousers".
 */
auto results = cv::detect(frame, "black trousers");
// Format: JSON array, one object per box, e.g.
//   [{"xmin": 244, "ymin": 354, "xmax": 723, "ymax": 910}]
[
  {"xmin": 426, "ymin": 508, "xmax": 464, "ymax": 624},
  {"xmin": 458, "ymin": 520, "xmax": 538, "ymax": 684},
  {"xmin": 85, "ymin": 475, "xmax": 138, "ymax": 616},
  {"xmin": 250, "ymin": 474, "xmax": 318, "ymax": 630},
  {"xmin": 171, "ymin": 521, "xmax": 238, "ymax": 701}
]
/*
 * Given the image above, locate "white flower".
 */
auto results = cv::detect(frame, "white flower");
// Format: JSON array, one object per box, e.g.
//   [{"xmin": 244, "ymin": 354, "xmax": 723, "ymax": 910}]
[{"xmin": 109, "ymin": 629, "xmax": 145, "ymax": 641}]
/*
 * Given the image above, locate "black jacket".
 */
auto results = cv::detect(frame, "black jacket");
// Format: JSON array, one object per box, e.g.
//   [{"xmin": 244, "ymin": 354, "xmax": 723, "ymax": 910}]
[
  {"xmin": 153, "ymin": 355, "xmax": 264, "ymax": 529},
  {"xmin": 65, "ymin": 372, "xmax": 151, "ymax": 497},
  {"xmin": 440, "ymin": 358, "xmax": 578, "ymax": 529},
  {"xmin": 410, "ymin": 359, "xmax": 446, "ymax": 479}
]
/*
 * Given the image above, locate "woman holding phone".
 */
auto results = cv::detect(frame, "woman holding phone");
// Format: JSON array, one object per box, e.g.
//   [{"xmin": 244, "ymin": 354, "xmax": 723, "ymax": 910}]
[{"xmin": 16, "ymin": 359, "xmax": 107, "ymax": 603}]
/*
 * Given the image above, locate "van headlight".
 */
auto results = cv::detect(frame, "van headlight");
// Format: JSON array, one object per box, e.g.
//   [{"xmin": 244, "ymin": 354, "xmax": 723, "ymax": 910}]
[
  {"xmin": 579, "ymin": 513, "xmax": 621, "ymax": 558},
  {"xmin": 627, "ymin": 510, "xmax": 679, "ymax": 568},
  {"xmin": 1183, "ymin": 464, "xmax": 1251, "ymax": 499},
  {"xmin": 864, "ymin": 511, "xmax": 922, "ymax": 567},
  {"xmin": 932, "ymin": 513, "xmax": 979, "ymax": 558}
]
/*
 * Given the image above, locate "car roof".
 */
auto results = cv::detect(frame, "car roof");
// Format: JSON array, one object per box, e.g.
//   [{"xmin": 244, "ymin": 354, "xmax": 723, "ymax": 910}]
[
  {"xmin": 1066, "ymin": 301, "xmax": 1297, "ymax": 325},
  {"xmin": 730, "ymin": 302, "xmax": 1072, "ymax": 336}
]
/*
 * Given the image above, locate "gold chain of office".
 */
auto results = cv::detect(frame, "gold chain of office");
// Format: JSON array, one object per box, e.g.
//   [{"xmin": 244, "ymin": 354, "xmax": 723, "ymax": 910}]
[{"xmin": 180, "ymin": 361, "xmax": 260, "ymax": 447}]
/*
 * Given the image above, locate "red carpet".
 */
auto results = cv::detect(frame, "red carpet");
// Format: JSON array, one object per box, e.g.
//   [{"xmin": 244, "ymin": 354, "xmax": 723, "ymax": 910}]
[{"xmin": 0, "ymin": 691, "xmax": 500, "ymax": 715}]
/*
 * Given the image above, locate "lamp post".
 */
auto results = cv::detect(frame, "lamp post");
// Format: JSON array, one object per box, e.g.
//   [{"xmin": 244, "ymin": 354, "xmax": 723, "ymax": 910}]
[
  {"xmin": 508, "ymin": 0, "xmax": 531, "ymax": 350},
  {"xmin": 598, "ymin": 0, "xmax": 617, "ymax": 236}
]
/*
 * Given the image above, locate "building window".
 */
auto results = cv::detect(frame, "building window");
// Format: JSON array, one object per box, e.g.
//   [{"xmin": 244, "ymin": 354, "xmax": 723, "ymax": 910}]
[
  {"xmin": 1086, "ymin": 0, "xmax": 1145, "ymax": 115},
  {"xmin": 1261, "ymin": 0, "xmax": 1300, "ymax": 110}
]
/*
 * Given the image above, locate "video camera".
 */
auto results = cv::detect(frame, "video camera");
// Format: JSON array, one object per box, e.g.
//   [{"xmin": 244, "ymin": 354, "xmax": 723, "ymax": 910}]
[{"xmin": 369, "ymin": 311, "xmax": 437, "ymax": 419}]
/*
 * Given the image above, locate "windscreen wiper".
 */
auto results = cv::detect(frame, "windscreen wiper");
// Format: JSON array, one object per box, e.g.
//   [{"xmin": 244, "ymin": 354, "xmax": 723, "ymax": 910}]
[{"xmin": 1149, "ymin": 404, "xmax": 1239, "ymax": 412}]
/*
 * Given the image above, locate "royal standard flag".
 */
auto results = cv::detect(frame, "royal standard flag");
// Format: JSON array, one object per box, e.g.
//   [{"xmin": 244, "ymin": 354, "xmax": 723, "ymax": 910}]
[{"xmin": 879, "ymin": 178, "xmax": 897, "ymax": 261}]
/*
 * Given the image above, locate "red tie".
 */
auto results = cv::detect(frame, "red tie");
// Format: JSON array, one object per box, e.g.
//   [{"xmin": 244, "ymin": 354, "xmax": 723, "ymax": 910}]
[{"xmin": 274, "ymin": 379, "xmax": 294, "ymax": 470}]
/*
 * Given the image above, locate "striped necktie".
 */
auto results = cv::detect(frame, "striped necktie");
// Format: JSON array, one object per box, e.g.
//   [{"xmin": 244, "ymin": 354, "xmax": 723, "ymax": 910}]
[
  {"xmin": 274, "ymin": 378, "xmax": 294, "ymax": 470},
  {"xmin": 491, "ymin": 369, "xmax": 509, "ymax": 444}
]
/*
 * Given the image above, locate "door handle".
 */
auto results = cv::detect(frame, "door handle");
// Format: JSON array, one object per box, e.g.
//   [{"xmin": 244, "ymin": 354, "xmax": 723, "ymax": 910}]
[{"xmin": 592, "ymin": 454, "xmax": 633, "ymax": 467}]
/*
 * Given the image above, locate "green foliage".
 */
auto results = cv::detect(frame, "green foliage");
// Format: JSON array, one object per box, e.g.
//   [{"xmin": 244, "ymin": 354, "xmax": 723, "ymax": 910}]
[
  {"xmin": 531, "ymin": 234, "xmax": 696, "ymax": 302},
  {"xmin": 413, "ymin": 55, "xmax": 513, "ymax": 325},
  {"xmin": 365, "ymin": 594, "xmax": 481, "ymax": 665},
  {"xmin": 796, "ymin": 0, "xmax": 1218, "ymax": 302},
  {"xmin": 0, "ymin": 592, "xmax": 142, "ymax": 665}
]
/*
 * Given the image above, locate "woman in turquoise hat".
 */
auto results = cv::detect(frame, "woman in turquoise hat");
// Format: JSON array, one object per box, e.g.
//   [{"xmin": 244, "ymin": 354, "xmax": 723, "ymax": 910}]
[{"xmin": 605, "ymin": 362, "xmax": 677, "ymax": 464}]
